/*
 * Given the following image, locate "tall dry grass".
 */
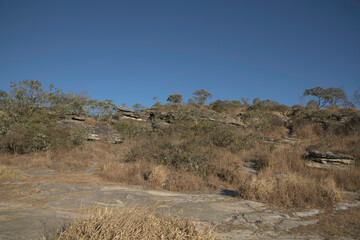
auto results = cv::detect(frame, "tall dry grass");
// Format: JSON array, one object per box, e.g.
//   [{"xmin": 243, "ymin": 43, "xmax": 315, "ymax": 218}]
[
  {"xmin": 53, "ymin": 208, "xmax": 215, "ymax": 240},
  {"xmin": 237, "ymin": 173, "xmax": 342, "ymax": 207},
  {"xmin": 0, "ymin": 141, "xmax": 131, "ymax": 174},
  {"xmin": 0, "ymin": 164, "xmax": 27, "ymax": 182}
]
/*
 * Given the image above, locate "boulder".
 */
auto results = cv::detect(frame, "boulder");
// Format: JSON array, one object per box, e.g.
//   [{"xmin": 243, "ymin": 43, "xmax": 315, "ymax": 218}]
[{"xmin": 87, "ymin": 134, "xmax": 100, "ymax": 141}]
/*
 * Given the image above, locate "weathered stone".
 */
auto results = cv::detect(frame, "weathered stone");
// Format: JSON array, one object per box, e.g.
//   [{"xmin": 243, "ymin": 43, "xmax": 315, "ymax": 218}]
[
  {"xmin": 293, "ymin": 209, "xmax": 321, "ymax": 218},
  {"xmin": 87, "ymin": 133, "xmax": 100, "ymax": 141},
  {"xmin": 306, "ymin": 149, "xmax": 356, "ymax": 167},
  {"xmin": 242, "ymin": 160, "xmax": 258, "ymax": 175},
  {"xmin": 116, "ymin": 106, "xmax": 142, "ymax": 119},
  {"xmin": 310, "ymin": 158, "xmax": 355, "ymax": 165},
  {"xmin": 275, "ymin": 219, "xmax": 318, "ymax": 230},
  {"xmin": 58, "ymin": 120, "xmax": 124, "ymax": 144},
  {"xmin": 72, "ymin": 115, "xmax": 86, "ymax": 121},
  {"xmin": 308, "ymin": 149, "xmax": 355, "ymax": 160},
  {"xmin": 243, "ymin": 212, "xmax": 283, "ymax": 225},
  {"xmin": 2, "ymin": 165, "xmax": 359, "ymax": 240}
]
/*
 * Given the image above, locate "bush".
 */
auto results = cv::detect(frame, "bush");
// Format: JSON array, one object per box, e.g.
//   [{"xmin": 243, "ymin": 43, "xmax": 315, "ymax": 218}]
[
  {"xmin": 115, "ymin": 119, "xmax": 152, "ymax": 137},
  {"xmin": 209, "ymin": 100, "xmax": 242, "ymax": 113},
  {"xmin": 70, "ymin": 126, "xmax": 88, "ymax": 146}
]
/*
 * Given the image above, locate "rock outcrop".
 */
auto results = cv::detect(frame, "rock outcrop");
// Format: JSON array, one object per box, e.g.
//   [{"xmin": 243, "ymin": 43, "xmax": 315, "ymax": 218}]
[
  {"xmin": 58, "ymin": 119, "xmax": 124, "ymax": 144},
  {"xmin": 306, "ymin": 149, "xmax": 356, "ymax": 168},
  {"xmin": 116, "ymin": 106, "xmax": 145, "ymax": 121},
  {"xmin": 71, "ymin": 116, "xmax": 86, "ymax": 121}
]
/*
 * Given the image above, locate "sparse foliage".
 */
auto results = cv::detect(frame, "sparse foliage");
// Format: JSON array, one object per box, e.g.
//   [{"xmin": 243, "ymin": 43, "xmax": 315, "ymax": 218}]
[
  {"xmin": 241, "ymin": 97, "xmax": 250, "ymax": 107},
  {"xmin": 304, "ymin": 86, "xmax": 348, "ymax": 109},
  {"xmin": 132, "ymin": 103, "xmax": 146, "ymax": 113},
  {"xmin": 252, "ymin": 98, "xmax": 261, "ymax": 106},
  {"xmin": 306, "ymin": 99, "xmax": 319, "ymax": 109},
  {"xmin": 353, "ymin": 88, "xmax": 360, "ymax": 107},
  {"xmin": 167, "ymin": 94, "xmax": 183, "ymax": 104},
  {"xmin": 193, "ymin": 89, "xmax": 212, "ymax": 105}
]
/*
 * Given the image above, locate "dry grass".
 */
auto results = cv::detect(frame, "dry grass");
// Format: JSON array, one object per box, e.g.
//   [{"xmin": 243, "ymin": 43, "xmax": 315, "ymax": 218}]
[
  {"xmin": 0, "ymin": 142, "xmax": 129, "ymax": 172},
  {"xmin": 264, "ymin": 124, "xmax": 289, "ymax": 139},
  {"xmin": 237, "ymin": 173, "xmax": 342, "ymax": 207},
  {"xmin": 52, "ymin": 207, "xmax": 215, "ymax": 240},
  {"xmin": 235, "ymin": 147, "xmax": 359, "ymax": 207},
  {"xmin": 97, "ymin": 149, "xmax": 244, "ymax": 192},
  {"xmin": 295, "ymin": 207, "xmax": 360, "ymax": 239},
  {"xmin": 0, "ymin": 164, "xmax": 27, "ymax": 182},
  {"xmin": 98, "ymin": 161, "xmax": 149, "ymax": 185},
  {"xmin": 293, "ymin": 122, "xmax": 324, "ymax": 140}
]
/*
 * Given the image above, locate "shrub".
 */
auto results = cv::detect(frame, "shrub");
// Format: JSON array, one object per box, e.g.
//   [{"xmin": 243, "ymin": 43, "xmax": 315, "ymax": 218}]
[
  {"xmin": 115, "ymin": 119, "xmax": 152, "ymax": 137},
  {"xmin": 209, "ymin": 100, "xmax": 242, "ymax": 113},
  {"xmin": 70, "ymin": 126, "xmax": 88, "ymax": 146}
]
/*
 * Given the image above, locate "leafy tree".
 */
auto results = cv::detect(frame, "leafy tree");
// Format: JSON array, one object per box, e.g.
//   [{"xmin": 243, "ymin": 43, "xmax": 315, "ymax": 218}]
[
  {"xmin": 304, "ymin": 87, "xmax": 327, "ymax": 109},
  {"xmin": 167, "ymin": 94, "xmax": 183, "ymax": 104},
  {"xmin": 304, "ymin": 86, "xmax": 348, "ymax": 109},
  {"xmin": 0, "ymin": 80, "xmax": 48, "ymax": 122},
  {"xmin": 306, "ymin": 99, "xmax": 319, "ymax": 109},
  {"xmin": 325, "ymin": 87, "xmax": 347, "ymax": 107},
  {"xmin": 193, "ymin": 89, "xmax": 212, "ymax": 105},
  {"xmin": 89, "ymin": 99, "xmax": 116, "ymax": 120}
]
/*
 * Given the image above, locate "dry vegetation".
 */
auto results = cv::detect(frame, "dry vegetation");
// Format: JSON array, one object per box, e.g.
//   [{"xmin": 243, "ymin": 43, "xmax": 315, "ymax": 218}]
[
  {"xmin": 1, "ymin": 81, "xmax": 360, "ymax": 238},
  {"xmin": 1, "ymin": 105, "xmax": 359, "ymax": 209},
  {"xmin": 52, "ymin": 207, "xmax": 215, "ymax": 240}
]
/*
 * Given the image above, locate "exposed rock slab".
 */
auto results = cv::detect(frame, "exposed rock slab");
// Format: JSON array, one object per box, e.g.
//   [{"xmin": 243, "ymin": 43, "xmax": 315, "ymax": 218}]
[
  {"xmin": 306, "ymin": 149, "xmax": 355, "ymax": 168},
  {"xmin": 1, "ymin": 178, "xmax": 359, "ymax": 240},
  {"xmin": 308, "ymin": 150, "xmax": 355, "ymax": 160}
]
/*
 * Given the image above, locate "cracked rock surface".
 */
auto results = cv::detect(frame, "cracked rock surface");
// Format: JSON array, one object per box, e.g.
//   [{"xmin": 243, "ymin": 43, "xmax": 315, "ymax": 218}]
[{"xmin": 0, "ymin": 170, "xmax": 359, "ymax": 240}]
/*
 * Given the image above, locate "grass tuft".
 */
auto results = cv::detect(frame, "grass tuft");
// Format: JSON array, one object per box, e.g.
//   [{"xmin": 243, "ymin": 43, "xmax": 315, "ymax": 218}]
[{"xmin": 52, "ymin": 208, "xmax": 215, "ymax": 240}]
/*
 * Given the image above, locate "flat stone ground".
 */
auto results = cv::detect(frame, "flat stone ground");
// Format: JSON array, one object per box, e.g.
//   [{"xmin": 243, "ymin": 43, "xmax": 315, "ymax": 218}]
[{"xmin": 0, "ymin": 169, "xmax": 359, "ymax": 240}]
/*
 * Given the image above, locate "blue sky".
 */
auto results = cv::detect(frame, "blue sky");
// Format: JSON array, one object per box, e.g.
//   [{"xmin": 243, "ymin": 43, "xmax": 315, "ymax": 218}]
[{"xmin": 1, "ymin": 0, "xmax": 359, "ymax": 107}]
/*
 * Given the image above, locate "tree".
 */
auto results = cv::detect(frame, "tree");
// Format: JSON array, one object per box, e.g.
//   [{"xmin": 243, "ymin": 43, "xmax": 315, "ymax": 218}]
[
  {"xmin": 304, "ymin": 87, "xmax": 327, "ymax": 109},
  {"xmin": 303, "ymin": 86, "xmax": 348, "ymax": 109},
  {"xmin": 354, "ymin": 88, "xmax": 360, "ymax": 107},
  {"xmin": 167, "ymin": 94, "xmax": 183, "ymax": 104},
  {"xmin": 324, "ymin": 87, "xmax": 347, "ymax": 107},
  {"xmin": 306, "ymin": 99, "xmax": 319, "ymax": 109},
  {"xmin": 252, "ymin": 98, "xmax": 261, "ymax": 106},
  {"xmin": 241, "ymin": 97, "xmax": 250, "ymax": 107},
  {"xmin": 193, "ymin": 89, "xmax": 212, "ymax": 105},
  {"xmin": 187, "ymin": 98, "xmax": 197, "ymax": 106}
]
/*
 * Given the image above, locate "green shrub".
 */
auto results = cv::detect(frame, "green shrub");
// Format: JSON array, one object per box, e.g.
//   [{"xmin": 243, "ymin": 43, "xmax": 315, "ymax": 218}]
[
  {"xmin": 70, "ymin": 126, "xmax": 88, "ymax": 146},
  {"xmin": 210, "ymin": 100, "xmax": 242, "ymax": 113},
  {"xmin": 115, "ymin": 119, "xmax": 152, "ymax": 137}
]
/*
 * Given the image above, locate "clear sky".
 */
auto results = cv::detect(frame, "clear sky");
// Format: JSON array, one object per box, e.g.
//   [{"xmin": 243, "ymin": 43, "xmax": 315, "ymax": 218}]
[{"xmin": 1, "ymin": 0, "xmax": 359, "ymax": 107}]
